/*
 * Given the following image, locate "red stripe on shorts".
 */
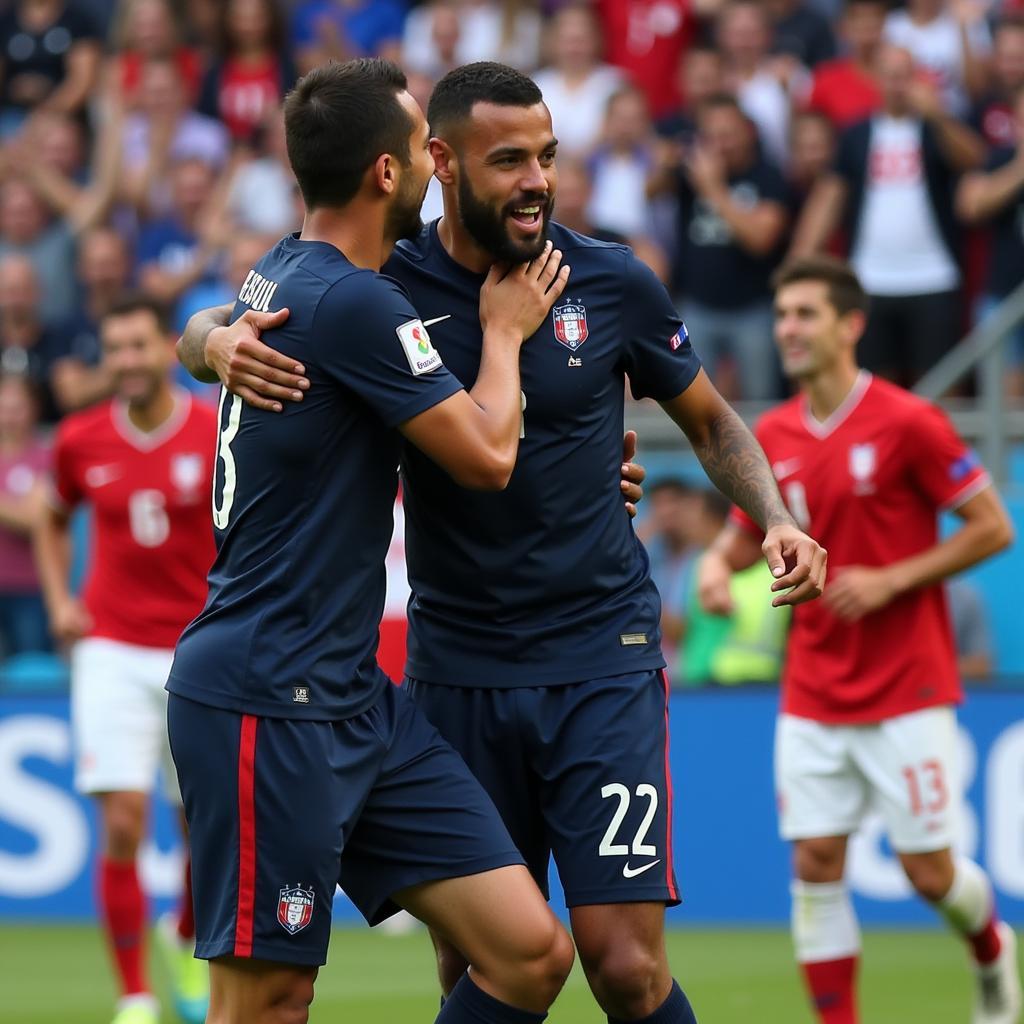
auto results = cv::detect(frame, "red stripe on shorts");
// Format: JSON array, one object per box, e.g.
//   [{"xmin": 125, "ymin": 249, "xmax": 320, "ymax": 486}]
[
  {"xmin": 234, "ymin": 715, "xmax": 259, "ymax": 957},
  {"xmin": 659, "ymin": 670, "xmax": 679, "ymax": 901}
]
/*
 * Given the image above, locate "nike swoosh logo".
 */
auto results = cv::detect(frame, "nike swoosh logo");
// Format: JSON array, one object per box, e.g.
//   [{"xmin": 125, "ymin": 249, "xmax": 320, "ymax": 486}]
[
  {"xmin": 423, "ymin": 315, "xmax": 452, "ymax": 327},
  {"xmin": 85, "ymin": 465, "xmax": 122, "ymax": 487},
  {"xmin": 772, "ymin": 458, "xmax": 801, "ymax": 481},
  {"xmin": 622, "ymin": 860, "xmax": 661, "ymax": 879}
]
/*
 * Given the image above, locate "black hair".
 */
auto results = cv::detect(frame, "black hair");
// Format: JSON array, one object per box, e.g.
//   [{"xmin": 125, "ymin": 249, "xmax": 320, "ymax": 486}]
[
  {"xmin": 103, "ymin": 292, "xmax": 170, "ymax": 334},
  {"xmin": 284, "ymin": 59, "xmax": 412, "ymax": 211},
  {"xmin": 427, "ymin": 62, "xmax": 543, "ymax": 139},
  {"xmin": 773, "ymin": 256, "xmax": 870, "ymax": 318}
]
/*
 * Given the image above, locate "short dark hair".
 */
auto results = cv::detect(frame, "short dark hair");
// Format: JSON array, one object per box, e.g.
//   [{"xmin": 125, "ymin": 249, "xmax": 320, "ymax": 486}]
[
  {"xmin": 284, "ymin": 59, "xmax": 412, "ymax": 211},
  {"xmin": 427, "ymin": 62, "xmax": 543, "ymax": 139},
  {"xmin": 772, "ymin": 256, "xmax": 869, "ymax": 318},
  {"xmin": 103, "ymin": 292, "xmax": 170, "ymax": 334},
  {"xmin": 649, "ymin": 477, "xmax": 695, "ymax": 498},
  {"xmin": 696, "ymin": 92, "xmax": 745, "ymax": 119}
]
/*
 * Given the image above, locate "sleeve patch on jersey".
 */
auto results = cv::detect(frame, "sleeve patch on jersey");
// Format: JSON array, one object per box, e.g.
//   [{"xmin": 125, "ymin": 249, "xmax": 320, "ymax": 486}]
[
  {"xmin": 396, "ymin": 319, "xmax": 443, "ymax": 376},
  {"xmin": 669, "ymin": 324, "xmax": 689, "ymax": 351},
  {"xmin": 950, "ymin": 450, "xmax": 980, "ymax": 482}
]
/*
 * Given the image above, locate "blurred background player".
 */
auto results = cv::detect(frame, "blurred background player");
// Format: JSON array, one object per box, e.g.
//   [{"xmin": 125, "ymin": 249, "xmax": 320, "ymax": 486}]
[
  {"xmin": 33, "ymin": 294, "xmax": 214, "ymax": 1024},
  {"xmin": 698, "ymin": 255, "xmax": 1019, "ymax": 1024}
]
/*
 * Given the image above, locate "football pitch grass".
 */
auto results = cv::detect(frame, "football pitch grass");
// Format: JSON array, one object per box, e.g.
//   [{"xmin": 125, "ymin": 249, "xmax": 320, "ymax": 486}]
[{"xmin": 3, "ymin": 924, "xmax": 983, "ymax": 1023}]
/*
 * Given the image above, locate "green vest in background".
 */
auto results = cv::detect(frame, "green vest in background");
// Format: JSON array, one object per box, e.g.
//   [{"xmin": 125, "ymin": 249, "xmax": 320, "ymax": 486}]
[{"xmin": 681, "ymin": 558, "xmax": 791, "ymax": 686}]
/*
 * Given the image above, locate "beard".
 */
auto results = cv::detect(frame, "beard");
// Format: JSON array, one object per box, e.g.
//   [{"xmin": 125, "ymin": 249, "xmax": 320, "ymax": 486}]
[
  {"xmin": 385, "ymin": 175, "xmax": 427, "ymax": 245},
  {"xmin": 457, "ymin": 173, "xmax": 552, "ymax": 263}
]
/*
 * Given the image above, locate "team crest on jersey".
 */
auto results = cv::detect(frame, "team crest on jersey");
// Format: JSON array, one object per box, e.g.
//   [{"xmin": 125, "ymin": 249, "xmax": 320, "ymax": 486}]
[
  {"xmin": 277, "ymin": 885, "xmax": 315, "ymax": 935},
  {"xmin": 552, "ymin": 300, "xmax": 589, "ymax": 350},
  {"xmin": 171, "ymin": 453, "xmax": 204, "ymax": 493},
  {"xmin": 849, "ymin": 443, "xmax": 876, "ymax": 494}
]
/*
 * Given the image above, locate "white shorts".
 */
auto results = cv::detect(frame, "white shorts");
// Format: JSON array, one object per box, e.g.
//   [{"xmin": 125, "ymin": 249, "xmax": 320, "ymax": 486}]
[
  {"xmin": 775, "ymin": 707, "xmax": 958, "ymax": 853},
  {"xmin": 71, "ymin": 637, "xmax": 180, "ymax": 802}
]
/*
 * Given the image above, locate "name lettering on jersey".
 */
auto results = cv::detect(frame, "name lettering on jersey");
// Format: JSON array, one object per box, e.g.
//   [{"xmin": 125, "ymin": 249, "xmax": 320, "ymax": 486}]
[
  {"xmin": 848, "ymin": 443, "xmax": 877, "ymax": 495},
  {"xmin": 237, "ymin": 269, "xmax": 280, "ymax": 313},
  {"xmin": 619, "ymin": 632, "xmax": 648, "ymax": 647},
  {"xmin": 293, "ymin": 686, "xmax": 310, "ymax": 704},
  {"xmin": 396, "ymin": 319, "xmax": 443, "ymax": 375},
  {"xmin": 277, "ymin": 885, "xmax": 314, "ymax": 934},
  {"xmin": 552, "ymin": 299, "xmax": 589, "ymax": 350}
]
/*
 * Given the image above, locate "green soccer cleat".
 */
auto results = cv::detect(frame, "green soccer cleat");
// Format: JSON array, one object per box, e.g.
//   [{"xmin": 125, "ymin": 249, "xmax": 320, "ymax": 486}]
[
  {"xmin": 110, "ymin": 994, "xmax": 160, "ymax": 1024},
  {"xmin": 157, "ymin": 913, "xmax": 210, "ymax": 1024}
]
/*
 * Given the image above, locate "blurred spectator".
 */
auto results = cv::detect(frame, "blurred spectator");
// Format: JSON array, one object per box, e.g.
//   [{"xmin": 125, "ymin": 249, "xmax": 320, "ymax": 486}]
[
  {"xmin": 532, "ymin": 4, "xmax": 622, "ymax": 156},
  {"xmin": 718, "ymin": 0, "xmax": 811, "ymax": 169},
  {"xmin": 404, "ymin": 0, "xmax": 542, "ymax": 74},
  {"xmin": 788, "ymin": 110, "xmax": 837, "ymax": 228},
  {"xmin": 681, "ymin": 489, "xmax": 791, "ymax": 686},
  {"xmin": 0, "ymin": 374, "xmax": 50, "ymax": 657},
  {"xmin": 0, "ymin": 0, "xmax": 102, "ymax": 136},
  {"xmin": 956, "ymin": 85, "xmax": 1024, "ymax": 394},
  {"xmin": 642, "ymin": 478, "xmax": 701, "ymax": 684},
  {"xmin": 971, "ymin": 16, "xmax": 1024, "ymax": 148},
  {"xmin": 558, "ymin": 156, "xmax": 669, "ymax": 281},
  {"xmin": 214, "ymin": 106, "xmax": 297, "ymax": 237},
  {"xmin": 120, "ymin": 56, "xmax": 229, "ymax": 217},
  {"xmin": 586, "ymin": 86, "xmax": 657, "ymax": 238},
  {"xmin": 48, "ymin": 226, "xmax": 131, "ymax": 413},
  {"xmin": 655, "ymin": 46, "xmax": 726, "ymax": 149},
  {"xmin": 792, "ymin": 45, "xmax": 984, "ymax": 385},
  {"xmin": 114, "ymin": 0, "xmax": 201, "ymax": 107},
  {"xmin": 198, "ymin": 0, "xmax": 297, "ymax": 145},
  {"xmin": 402, "ymin": 1, "xmax": 461, "ymax": 80},
  {"xmin": 806, "ymin": 0, "xmax": 885, "ymax": 128},
  {"xmin": 765, "ymin": 0, "xmax": 837, "ymax": 69},
  {"xmin": 596, "ymin": 0, "xmax": 696, "ymax": 119},
  {"xmin": 652, "ymin": 94, "xmax": 789, "ymax": 400},
  {"xmin": 0, "ymin": 255, "xmax": 67, "ymax": 422},
  {"xmin": 291, "ymin": 0, "xmax": 406, "ymax": 74},
  {"xmin": 0, "ymin": 178, "xmax": 77, "ymax": 324},
  {"xmin": 183, "ymin": 0, "xmax": 220, "ymax": 59},
  {"xmin": 884, "ymin": 0, "xmax": 991, "ymax": 119},
  {"xmin": 136, "ymin": 157, "xmax": 221, "ymax": 306},
  {"xmin": 946, "ymin": 577, "xmax": 993, "ymax": 680}
]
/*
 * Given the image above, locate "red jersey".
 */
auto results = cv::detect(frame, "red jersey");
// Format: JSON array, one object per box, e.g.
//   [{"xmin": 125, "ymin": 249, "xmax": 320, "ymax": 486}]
[
  {"xmin": 732, "ymin": 373, "xmax": 990, "ymax": 724},
  {"xmin": 598, "ymin": 0, "xmax": 694, "ymax": 118},
  {"xmin": 806, "ymin": 59, "xmax": 882, "ymax": 128},
  {"xmin": 51, "ymin": 392, "xmax": 217, "ymax": 649},
  {"xmin": 217, "ymin": 57, "xmax": 283, "ymax": 142}
]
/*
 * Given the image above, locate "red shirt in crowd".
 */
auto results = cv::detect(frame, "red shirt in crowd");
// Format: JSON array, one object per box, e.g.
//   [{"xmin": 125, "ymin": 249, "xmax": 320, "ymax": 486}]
[
  {"xmin": 119, "ymin": 48, "xmax": 201, "ymax": 105},
  {"xmin": 51, "ymin": 391, "xmax": 217, "ymax": 649},
  {"xmin": 806, "ymin": 58, "xmax": 882, "ymax": 128},
  {"xmin": 0, "ymin": 436, "xmax": 49, "ymax": 593},
  {"xmin": 732, "ymin": 373, "xmax": 990, "ymax": 725},
  {"xmin": 598, "ymin": 0, "xmax": 694, "ymax": 118},
  {"xmin": 216, "ymin": 57, "xmax": 283, "ymax": 142}
]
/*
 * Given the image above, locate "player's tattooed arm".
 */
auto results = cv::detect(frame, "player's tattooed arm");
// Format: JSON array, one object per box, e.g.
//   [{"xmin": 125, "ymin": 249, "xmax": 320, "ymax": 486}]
[
  {"xmin": 179, "ymin": 303, "xmax": 307, "ymax": 412},
  {"xmin": 661, "ymin": 369, "xmax": 828, "ymax": 606}
]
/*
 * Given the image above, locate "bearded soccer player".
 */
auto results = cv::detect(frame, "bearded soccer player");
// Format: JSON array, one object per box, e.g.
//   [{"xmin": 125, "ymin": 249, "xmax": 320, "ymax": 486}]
[
  {"xmin": 699, "ymin": 256, "xmax": 1020, "ymax": 1024},
  {"xmin": 34, "ymin": 295, "xmax": 214, "ymax": 1024},
  {"xmin": 180, "ymin": 63, "xmax": 826, "ymax": 1024}
]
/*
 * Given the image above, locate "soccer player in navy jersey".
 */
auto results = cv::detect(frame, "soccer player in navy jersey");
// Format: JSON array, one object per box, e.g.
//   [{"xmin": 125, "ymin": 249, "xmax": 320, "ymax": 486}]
[
  {"xmin": 181, "ymin": 63, "xmax": 828, "ymax": 1024},
  {"xmin": 167, "ymin": 59, "xmax": 580, "ymax": 1024}
]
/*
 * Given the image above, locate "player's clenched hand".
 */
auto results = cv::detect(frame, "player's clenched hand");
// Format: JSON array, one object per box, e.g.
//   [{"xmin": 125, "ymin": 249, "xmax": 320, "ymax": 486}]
[
  {"xmin": 479, "ymin": 240, "xmax": 571, "ymax": 341},
  {"xmin": 621, "ymin": 430, "xmax": 645, "ymax": 518},
  {"xmin": 206, "ymin": 307, "xmax": 308, "ymax": 413},
  {"xmin": 697, "ymin": 550, "xmax": 735, "ymax": 615},
  {"xmin": 762, "ymin": 524, "xmax": 827, "ymax": 607},
  {"xmin": 50, "ymin": 596, "xmax": 92, "ymax": 646},
  {"xmin": 824, "ymin": 565, "xmax": 897, "ymax": 622}
]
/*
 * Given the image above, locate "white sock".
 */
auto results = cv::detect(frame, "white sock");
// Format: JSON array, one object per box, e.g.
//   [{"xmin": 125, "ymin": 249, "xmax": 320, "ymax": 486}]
[
  {"xmin": 938, "ymin": 857, "xmax": 993, "ymax": 937},
  {"xmin": 791, "ymin": 880, "xmax": 862, "ymax": 963}
]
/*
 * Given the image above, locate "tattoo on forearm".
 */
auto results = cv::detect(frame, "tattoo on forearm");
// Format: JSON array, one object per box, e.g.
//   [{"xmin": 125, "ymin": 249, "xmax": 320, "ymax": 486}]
[
  {"xmin": 694, "ymin": 408, "xmax": 794, "ymax": 531},
  {"xmin": 179, "ymin": 311, "xmax": 227, "ymax": 383}
]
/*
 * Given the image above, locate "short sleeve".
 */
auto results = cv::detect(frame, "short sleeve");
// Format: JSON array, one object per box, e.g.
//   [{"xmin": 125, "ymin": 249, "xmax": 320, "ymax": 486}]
[
  {"xmin": 907, "ymin": 403, "xmax": 991, "ymax": 510},
  {"xmin": 620, "ymin": 254, "xmax": 702, "ymax": 401},
  {"xmin": 314, "ymin": 274, "xmax": 464, "ymax": 428},
  {"xmin": 50, "ymin": 422, "xmax": 82, "ymax": 511}
]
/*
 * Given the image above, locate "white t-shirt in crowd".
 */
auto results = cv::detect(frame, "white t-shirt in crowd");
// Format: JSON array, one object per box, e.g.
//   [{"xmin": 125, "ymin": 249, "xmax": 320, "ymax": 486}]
[
  {"xmin": 586, "ymin": 149, "xmax": 652, "ymax": 238},
  {"xmin": 851, "ymin": 116, "xmax": 959, "ymax": 296},
  {"xmin": 531, "ymin": 65, "xmax": 623, "ymax": 156},
  {"xmin": 884, "ymin": 10, "xmax": 991, "ymax": 118}
]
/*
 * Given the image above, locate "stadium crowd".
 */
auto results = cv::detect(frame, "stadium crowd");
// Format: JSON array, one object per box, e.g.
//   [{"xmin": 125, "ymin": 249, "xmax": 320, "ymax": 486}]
[{"xmin": 0, "ymin": 0, "xmax": 1021, "ymax": 669}]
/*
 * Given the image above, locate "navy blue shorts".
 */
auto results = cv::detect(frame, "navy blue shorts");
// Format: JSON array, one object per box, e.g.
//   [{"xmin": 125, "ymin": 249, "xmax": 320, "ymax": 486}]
[
  {"xmin": 405, "ymin": 670, "xmax": 680, "ymax": 908},
  {"xmin": 167, "ymin": 683, "xmax": 523, "ymax": 966}
]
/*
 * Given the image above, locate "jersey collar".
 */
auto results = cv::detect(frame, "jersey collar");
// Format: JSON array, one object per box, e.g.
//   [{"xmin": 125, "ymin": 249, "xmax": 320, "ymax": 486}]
[
  {"xmin": 111, "ymin": 389, "xmax": 192, "ymax": 452},
  {"xmin": 800, "ymin": 370, "xmax": 872, "ymax": 439}
]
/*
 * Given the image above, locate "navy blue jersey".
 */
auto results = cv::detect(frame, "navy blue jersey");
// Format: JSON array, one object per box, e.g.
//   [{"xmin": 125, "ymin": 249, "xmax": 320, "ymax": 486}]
[
  {"xmin": 391, "ymin": 221, "xmax": 701, "ymax": 687},
  {"xmin": 168, "ymin": 234, "xmax": 463, "ymax": 719}
]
